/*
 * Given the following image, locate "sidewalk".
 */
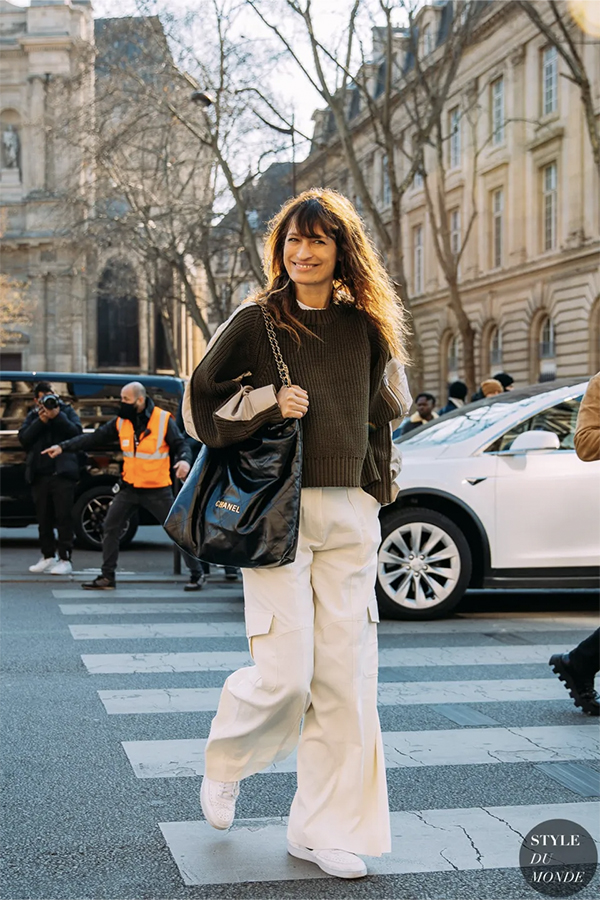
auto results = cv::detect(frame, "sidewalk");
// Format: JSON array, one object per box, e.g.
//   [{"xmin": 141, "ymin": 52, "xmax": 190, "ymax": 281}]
[{"xmin": 0, "ymin": 524, "xmax": 237, "ymax": 585}]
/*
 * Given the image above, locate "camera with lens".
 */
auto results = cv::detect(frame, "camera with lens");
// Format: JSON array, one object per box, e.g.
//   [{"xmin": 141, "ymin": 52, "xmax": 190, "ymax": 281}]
[{"xmin": 40, "ymin": 393, "xmax": 60, "ymax": 411}]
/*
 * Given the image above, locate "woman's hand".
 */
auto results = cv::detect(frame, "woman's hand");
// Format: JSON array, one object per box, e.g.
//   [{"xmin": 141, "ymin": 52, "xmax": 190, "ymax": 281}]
[{"xmin": 276, "ymin": 385, "xmax": 309, "ymax": 419}]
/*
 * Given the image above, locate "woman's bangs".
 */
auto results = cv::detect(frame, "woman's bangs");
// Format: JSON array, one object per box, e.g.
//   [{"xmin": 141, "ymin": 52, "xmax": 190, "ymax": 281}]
[{"xmin": 289, "ymin": 199, "xmax": 338, "ymax": 241}]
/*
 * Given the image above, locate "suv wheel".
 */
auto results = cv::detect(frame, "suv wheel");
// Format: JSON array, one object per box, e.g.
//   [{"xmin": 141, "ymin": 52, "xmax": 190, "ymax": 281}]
[
  {"xmin": 72, "ymin": 486, "xmax": 138, "ymax": 551},
  {"xmin": 376, "ymin": 506, "xmax": 472, "ymax": 620}
]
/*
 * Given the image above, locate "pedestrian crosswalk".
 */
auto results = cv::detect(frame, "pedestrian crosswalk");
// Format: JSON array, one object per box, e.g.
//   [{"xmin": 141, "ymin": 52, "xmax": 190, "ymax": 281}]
[
  {"xmin": 79, "ymin": 642, "xmax": 576, "ymax": 673},
  {"xmin": 54, "ymin": 587, "xmax": 600, "ymax": 889}
]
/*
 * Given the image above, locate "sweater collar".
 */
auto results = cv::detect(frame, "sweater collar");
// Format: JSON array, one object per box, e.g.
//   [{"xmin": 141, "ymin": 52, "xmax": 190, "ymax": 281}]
[{"xmin": 293, "ymin": 301, "xmax": 346, "ymax": 326}]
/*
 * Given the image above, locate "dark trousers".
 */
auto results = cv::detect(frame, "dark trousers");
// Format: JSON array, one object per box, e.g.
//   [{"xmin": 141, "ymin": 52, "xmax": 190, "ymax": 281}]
[
  {"xmin": 31, "ymin": 474, "xmax": 75, "ymax": 560},
  {"xmin": 570, "ymin": 628, "xmax": 600, "ymax": 679},
  {"xmin": 101, "ymin": 484, "xmax": 202, "ymax": 579}
]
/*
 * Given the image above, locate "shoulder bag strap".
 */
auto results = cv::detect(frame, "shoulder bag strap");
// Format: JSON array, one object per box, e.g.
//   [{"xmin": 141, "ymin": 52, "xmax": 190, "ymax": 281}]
[{"xmin": 258, "ymin": 303, "xmax": 292, "ymax": 389}]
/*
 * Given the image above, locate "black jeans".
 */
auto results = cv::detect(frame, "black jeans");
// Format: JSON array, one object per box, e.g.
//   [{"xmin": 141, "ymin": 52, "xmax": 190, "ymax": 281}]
[
  {"xmin": 570, "ymin": 628, "xmax": 600, "ymax": 679},
  {"xmin": 101, "ymin": 484, "xmax": 202, "ymax": 579},
  {"xmin": 30, "ymin": 474, "xmax": 76, "ymax": 560}
]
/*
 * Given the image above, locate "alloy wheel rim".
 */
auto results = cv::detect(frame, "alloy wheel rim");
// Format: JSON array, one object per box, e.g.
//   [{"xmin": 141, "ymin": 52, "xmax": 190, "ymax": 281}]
[
  {"xmin": 378, "ymin": 521, "xmax": 461, "ymax": 610},
  {"xmin": 81, "ymin": 496, "xmax": 130, "ymax": 546}
]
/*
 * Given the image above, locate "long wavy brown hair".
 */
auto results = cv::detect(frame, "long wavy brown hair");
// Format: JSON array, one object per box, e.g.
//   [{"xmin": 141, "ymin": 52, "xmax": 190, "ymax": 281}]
[{"xmin": 252, "ymin": 188, "xmax": 410, "ymax": 362}]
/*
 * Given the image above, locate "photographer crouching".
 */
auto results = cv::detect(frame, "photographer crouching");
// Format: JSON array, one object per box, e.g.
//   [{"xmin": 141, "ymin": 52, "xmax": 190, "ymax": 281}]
[{"xmin": 18, "ymin": 382, "xmax": 83, "ymax": 575}]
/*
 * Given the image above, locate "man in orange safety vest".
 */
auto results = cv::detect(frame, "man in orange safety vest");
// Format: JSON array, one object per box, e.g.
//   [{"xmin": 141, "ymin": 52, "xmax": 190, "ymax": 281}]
[{"xmin": 43, "ymin": 381, "xmax": 200, "ymax": 591}]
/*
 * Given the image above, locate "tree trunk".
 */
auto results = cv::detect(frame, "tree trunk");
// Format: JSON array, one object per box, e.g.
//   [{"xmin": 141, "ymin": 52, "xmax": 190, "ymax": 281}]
[{"xmin": 448, "ymin": 278, "xmax": 476, "ymax": 394}]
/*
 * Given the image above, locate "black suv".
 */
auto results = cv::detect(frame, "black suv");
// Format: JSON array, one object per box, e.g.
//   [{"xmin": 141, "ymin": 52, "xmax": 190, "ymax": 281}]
[{"xmin": 0, "ymin": 372, "xmax": 185, "ymax": 550}]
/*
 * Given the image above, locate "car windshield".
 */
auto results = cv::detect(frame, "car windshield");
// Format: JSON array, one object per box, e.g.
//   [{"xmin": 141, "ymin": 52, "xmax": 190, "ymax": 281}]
[{"xmin": 395, "ymin": 393, "xmax": 554, "ymax": 448}]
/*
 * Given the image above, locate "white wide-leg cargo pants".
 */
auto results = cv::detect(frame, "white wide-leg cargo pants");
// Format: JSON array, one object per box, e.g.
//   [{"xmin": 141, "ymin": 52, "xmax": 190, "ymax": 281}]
[{"xmin": 204, "ymin": 487, "xmax": 391, "ymax": 856}]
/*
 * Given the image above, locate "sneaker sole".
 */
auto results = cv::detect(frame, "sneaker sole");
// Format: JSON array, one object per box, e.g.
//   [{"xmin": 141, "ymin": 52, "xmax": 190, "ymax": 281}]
[
  {"xmin": 200, "ymin": 778, "xmax": 234, "ymax": 831},
  {"xmin": 287, "ymin": 841, "xmax": 367, "ymax": 879},
  {"xmin": 549, "ymin": 655, "xmax": 598, "ymax": 716}
]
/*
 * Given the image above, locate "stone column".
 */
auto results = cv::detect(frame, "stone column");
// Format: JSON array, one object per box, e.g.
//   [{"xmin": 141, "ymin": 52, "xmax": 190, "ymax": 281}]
[{"xmin": 27, "ymin": 76, "xmax": 46, "ymax": 191}]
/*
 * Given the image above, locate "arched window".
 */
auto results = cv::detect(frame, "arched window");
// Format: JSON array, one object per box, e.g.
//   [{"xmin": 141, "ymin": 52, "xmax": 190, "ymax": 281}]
[
  {"xmin": 97, "ymin": 261, "xmax": 140, "ymax": 368},
  {"xmin": 441, "ymin": 331, "xmax": 460, "ymax": 393},
  {"xmin": 490, "ymin": 325, "xmax": 502, "ymax": 369},
  {"xmin": 447, "ymin": 335, "xmax": 459, "ymax": 381},
  {"xmin": 537, "ymin": 314, "xmax": 556, "ymax": 382}
]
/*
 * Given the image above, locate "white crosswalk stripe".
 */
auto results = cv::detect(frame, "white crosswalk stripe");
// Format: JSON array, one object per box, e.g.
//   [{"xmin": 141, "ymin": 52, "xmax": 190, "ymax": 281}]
[
  {"xmin": 52, "ymin": 588, "xmax": 243, "ymax": 600},
  {"xmin": 98, "ymin": 678, "xmax": 571, "ymax": 714},
  {"xmin": 81, "ymin": 643, "xmax": 568, "ymax": 673},
  {"xmin": 160, "ymin": 801, "xmax": 600, "ymax": 885},
  {"xmin": 57, "ymin": 586, "xmax": 600, "ymax": 888},
  {"xmin": 68, "ymin": 619, "xmax": 597, "ymax": 639},
  {"xmin": 122, "ymin": 726, "xmax": 600, "ymax": 778},
  {"xmin": 59, "ymin": 602, "xmax": 242, "ymax": 616}
]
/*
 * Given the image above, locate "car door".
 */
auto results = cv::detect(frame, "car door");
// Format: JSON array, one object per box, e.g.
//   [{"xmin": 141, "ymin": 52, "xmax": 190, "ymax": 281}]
[{"xmin": 488, "ymin": 395, "xmax": 600, "ymax": 569}]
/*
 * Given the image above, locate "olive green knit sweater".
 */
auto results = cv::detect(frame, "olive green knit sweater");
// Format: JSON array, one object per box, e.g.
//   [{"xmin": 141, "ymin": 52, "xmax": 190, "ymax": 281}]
[{"xmin": 190, "ymin": 301, "xmax": 400, "ymax": 503}]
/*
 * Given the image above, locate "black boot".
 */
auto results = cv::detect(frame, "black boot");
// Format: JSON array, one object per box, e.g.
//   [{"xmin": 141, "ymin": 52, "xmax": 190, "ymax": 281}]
[
  {"xmin": 549, "ymin": 653, "xmax": 600, "ymax": 716},
  {"xmin": 184, "ymin": 573, "xmax": 206, "ymax": 592},
  {"xmin": 82, "ymin": 575, "xmax": 116, "ymax": 591}
]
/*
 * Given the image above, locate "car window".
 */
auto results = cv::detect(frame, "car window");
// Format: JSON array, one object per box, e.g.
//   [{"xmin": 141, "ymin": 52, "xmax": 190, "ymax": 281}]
[
  {"xmin": 486, "ymin": 397, "xmax": 582, "ymax": 452},
  {"xmin": 72, "ymin": 382, "xmax": 182, "ymax": 430},
  {"xmin": 395, "ymin": 394, "xmax": 546, "ymax": 448},
  {"xmin": 0, "ymin": 380, "xmax": 73, "ymax": 431}
]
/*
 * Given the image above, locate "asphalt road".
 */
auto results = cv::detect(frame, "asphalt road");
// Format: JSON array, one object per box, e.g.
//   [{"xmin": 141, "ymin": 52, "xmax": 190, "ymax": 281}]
[{"xmin": 1, "ymin": 529, "xmax": 599, "ymax": 900}]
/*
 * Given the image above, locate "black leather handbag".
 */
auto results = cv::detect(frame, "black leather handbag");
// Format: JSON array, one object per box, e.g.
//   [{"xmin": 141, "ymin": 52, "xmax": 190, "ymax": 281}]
[{"xmin": 164, "ymin": 305, "xmax": 303, "ymax": 568}]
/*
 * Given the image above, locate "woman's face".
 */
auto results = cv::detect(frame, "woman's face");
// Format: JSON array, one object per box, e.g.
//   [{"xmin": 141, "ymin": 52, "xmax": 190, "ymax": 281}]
[{"xmin": 283, "ymin": 222, "xmax": 337, "ymax": 288}]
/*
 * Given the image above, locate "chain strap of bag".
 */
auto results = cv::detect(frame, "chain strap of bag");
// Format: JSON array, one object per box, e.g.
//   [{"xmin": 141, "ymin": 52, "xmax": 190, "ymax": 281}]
[{"xmin": 258, "ymin": 302, "xmax": 292, "ymax": 389}]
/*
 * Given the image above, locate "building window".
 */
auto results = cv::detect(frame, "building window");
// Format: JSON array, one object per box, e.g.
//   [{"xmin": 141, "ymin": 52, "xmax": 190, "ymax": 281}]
[
  {"xmin": 449, "ymin": 107, "xmax": 461, "ymax": 168},
  {"xmin": 97, "ymin": 261, "xmax": 140, "ymax": 368},
  {"xmin": 490, "ymin": 325, "xmax": 503, "ymax": 369},
  {"xmin": 543, "ymin": 162, "xmax": 557, "ymax": 251},
  {"xmin": 412, "ymin": 136, "xmax": 423, "ymax": 189},
  {"xmin": 539, "ymin": 316, "xmax": 555, "ymax": 359},
  {"xmin": 542, "ymin": 46, "xmax": 558, "ymax": 115},
  {"xmin": 413, "ymin": 225, "xmax": 424, "ymax": 295},
  {"xmin": 0, "ymin": 351, "xmax": 22, "ymax": 370},
  {"xmin": 381, "ymin": 154, "xmax": 391, "ymax": 207},
  {"xmin": 423, "ymin": 23, "xmax": 433, "ymax": 56},
  {"xmin": 538, "ymin": 315, "xmax": 556, "ymax": 381},
  {"xmin": 450, "ymin": 208, "xmax": 461, "ymax": 260},
  {"xmin": 492, "ymin": 188, "xmax": 504, "ymax": 268},
  {"xmin": 491, "ymin": 77, "xmax": 505, "ymax": 145}
]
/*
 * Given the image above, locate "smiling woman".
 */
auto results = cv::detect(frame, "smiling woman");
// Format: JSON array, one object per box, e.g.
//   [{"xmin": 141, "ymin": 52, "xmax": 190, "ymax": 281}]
[{"xmin": 189, "ymin": 187, "xmax": 412, "ymax": 879}]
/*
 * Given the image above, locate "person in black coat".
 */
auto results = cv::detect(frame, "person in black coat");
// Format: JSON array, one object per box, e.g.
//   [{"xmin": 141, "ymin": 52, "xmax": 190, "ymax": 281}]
[
  {"xmin": 18, "ymin": 382, "xmax": 83, "ymax": 574},
  {"xmin": 438, "ymin": 381, "xmax": 468, "ymax": 416}
]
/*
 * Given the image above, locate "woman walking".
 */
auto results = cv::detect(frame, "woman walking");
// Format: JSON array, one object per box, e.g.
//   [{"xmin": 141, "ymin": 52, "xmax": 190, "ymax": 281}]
[{"xmin": 187, "ymin": 188, "xmax": 410, "ymax": 879}]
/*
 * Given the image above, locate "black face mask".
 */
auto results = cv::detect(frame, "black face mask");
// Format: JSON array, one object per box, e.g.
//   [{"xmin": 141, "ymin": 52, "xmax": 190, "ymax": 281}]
[{"xmin": 119, "ymin": 401, "xmax": 138, "ymax": 420}]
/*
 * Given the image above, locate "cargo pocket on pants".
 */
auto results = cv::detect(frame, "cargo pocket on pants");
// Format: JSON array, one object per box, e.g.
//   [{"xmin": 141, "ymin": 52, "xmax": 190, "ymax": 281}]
[
  {"xmin": 245, "ymin": 608, "xmax": 278, "ymax": 692},
  {"xmin": 363, "ymin": 598, "xmax": 380, "ymax": 677}
]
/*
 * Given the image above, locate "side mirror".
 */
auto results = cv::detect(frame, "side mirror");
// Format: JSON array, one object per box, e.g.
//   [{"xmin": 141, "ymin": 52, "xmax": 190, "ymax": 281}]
[{"xmin": 508, "ymin": 430, "xmax": 561, "ymax": 453}]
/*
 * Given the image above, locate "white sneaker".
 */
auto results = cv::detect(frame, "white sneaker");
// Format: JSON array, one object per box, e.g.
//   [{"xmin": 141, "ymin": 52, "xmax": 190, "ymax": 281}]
[
  {"xmin": 29, "ymin": 556, "xmax": 57, "ymax": 573},
  {"xmin": 200, "ymin": 777, "xmax": 239, "ymax": 830},
  {"xmin": 287, "ymin": 841, "xmax": 367, "ymax": 879},
  {"xmin": 49, "ymin": 559, "xmax": 72, "ymax": 575}
]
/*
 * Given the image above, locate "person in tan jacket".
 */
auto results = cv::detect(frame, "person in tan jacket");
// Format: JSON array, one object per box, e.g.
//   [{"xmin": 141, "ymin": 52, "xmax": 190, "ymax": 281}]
[{"xmin": 549, "ymin": 372, "xmax": 600, "ymax": 716}]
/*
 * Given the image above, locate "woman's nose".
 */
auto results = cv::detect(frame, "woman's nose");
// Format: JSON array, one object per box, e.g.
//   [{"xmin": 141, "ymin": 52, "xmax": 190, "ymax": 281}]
[{"xmin": 295, "ymin": 241, "xmax": 313, "ymax": 259}]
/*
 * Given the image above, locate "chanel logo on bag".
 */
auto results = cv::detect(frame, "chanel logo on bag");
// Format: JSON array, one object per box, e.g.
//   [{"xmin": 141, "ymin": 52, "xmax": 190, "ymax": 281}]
[{"xmin": 215, "ymin": 500, "xmax": 241, "ymax": 514}]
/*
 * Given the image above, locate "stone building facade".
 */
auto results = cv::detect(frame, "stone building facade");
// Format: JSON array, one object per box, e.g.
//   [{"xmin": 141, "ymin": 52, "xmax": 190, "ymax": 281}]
[
  {"xmin": 297, "ymin": 1, "xmax": 600, "ymax": 398},
  {"xmin": 0, "ymin": 0, "xmax": 205, "ymax": 376}
]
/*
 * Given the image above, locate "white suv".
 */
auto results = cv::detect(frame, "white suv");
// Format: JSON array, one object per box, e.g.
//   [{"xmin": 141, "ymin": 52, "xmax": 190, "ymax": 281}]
[{"xmin": 377, "ymin": 380, "xmax": 600, "ymax": 620}]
